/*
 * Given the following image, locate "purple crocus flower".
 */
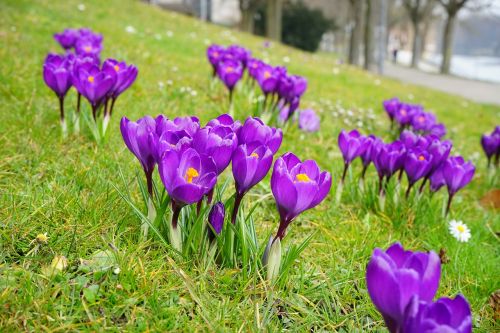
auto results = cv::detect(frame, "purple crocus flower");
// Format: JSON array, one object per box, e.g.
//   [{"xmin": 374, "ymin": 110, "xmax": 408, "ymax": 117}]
[
  {"xmin": 271, "ymin": 153, "xmax": 331, "ymax": 240},
  {"xmin": 227, "ymin": 44, "xmax": 251, "ymax": 67},
  {"xmin": 43, "ymin": 53, "xmax": 73, "ymax": 134},
  {"xmin": 154, "ymin": 116, "xmax": 200, "ymax": 160},
  {"xmin": 366, "ymin": 242, "xmax": 441, "ymax": 333},
  {"xmin": 411, "ymin": 112, "xmax": 436, "ymax": 132},
  {"xmin": 206, "ymin": 113, "xmax": 241, "ymax": 132},
  {"xmin": 403, "ymin": 294, "xmax": 472, "ymax": 333},
  {"xmin": 404, "ymin": 149, "xmax": 433, "ymax": 197},
  {"xmin": 481, "ymin": 130, "xmax": 500, "ymax": 167},
  {"xmin": 360, "ymin": 135, "xmax": 380, "ymax": 179},
  {"xmin": 120, "ymin": 116, "xmax": 159, "ymax": 195},
  {"xmin": 75, "ymin": 38, "xmax": 102, "ymax": 57},
  {"xmin": 247, "ymin": 58, "xmax": 263, "ymax": 80},
  {"xmin": 216, "ymin": 59, "xmax": 243, "ymax": 101},
  {"xmin": 442, "ymin": 156, "xmax": 475, "ymax": 216},
  {"xmin": 192, "ymin": 125, "xmax": 238, "ymax": 175},
  {"xmin": 158, "ymin": 148, "xmax": 217, "ymax": 227},
  {"xmin": 298, "ymin": 109, "xmax": 320, "ymax": 132},
  {"xmin": 208, "ymin": 202, "xmax": 225, "ymax": 241},
  {"xmin": 43, "ymin": 54, "xmax": 73, "ymax": 99},
  {"xmin": 418, "ymin": 138, "xmax": 452, "ymax": 193},
  {"xmin": 238, "ymin": 117, "xmax": 283, "ymax": 154},
  {"xmin": 373, "ymin": 141, "xmax": 406, "ymax": 194},
  {"xmin": 102, "ymin": 58, "xmax": 138, "ymax": 116},
  {"xmin": 206, "ymin": 44, "xmax": 225, "ymax": 76},
  {"xmin": 231, "ymin": 144, "xmax": 274, "ymax": 224},
  {"xmin": 338, "ymin": 129, "xmax": 367, "ymax": 182},
  {"xmin": 291, "ymin": 75, "xmax": 308, "ymax": 98},
  {"xmin": 382, "ymin": 97, "xmax": 401, "ymax": 125},
  {"xmin": 428, "ymin": 123, "xmax": 447, "ymax": 138},
  {"xmin": 73, "ymin": 64, "xmax": 116, "ymax": 119},
  {"xmin": 399, "ymin": 131, "xmax": 429, "ymax": 150},
  {"xmin": 257, "ymin": 64, "xmax": 279, "ymax": 96},
  {"xmin": 53, "ymin": 29, "xmax": 79, "ymax": 50},
  {"xmin": 429, "ymin": 165, "xmax": 446, "ymax": 193},
  {"xmin": 395, "ymin": 103, "xmax": 419, "ymax": 127}
]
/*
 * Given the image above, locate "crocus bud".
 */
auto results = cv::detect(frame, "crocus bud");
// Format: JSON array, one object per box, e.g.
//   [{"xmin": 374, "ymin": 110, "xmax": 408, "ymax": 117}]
[{"xmin": 208, "ymin": 202, "xmax": 225, "ymax": 241}]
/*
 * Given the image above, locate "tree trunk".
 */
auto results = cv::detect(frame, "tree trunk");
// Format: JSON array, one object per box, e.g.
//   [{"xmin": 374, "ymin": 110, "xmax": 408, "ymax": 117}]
[
  {"xmin": 240, "ymin": 8, "xmax": 255, "ymax": 33},
  {"xmin": 266, "ymin": 0, "xmax": 283, "ymax": 41},
  {"xmin": 364, "ymin": 0, "xmax": 373, "ymax": 70},
  {"xmin": 411, "ymin": 19, "xmax": 421, "ymax": 68},
  {"xmin": 440, "ymin": 13, "xmax": 456, "ymax": 74},
  {"xmin": 348, "ymin": 0, "xmax": 364, "ymax": 65}
]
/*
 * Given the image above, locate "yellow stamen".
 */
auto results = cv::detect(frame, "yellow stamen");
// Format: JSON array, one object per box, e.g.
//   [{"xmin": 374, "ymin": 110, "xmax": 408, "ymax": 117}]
[
  {"xmin": 250, "ymin": 152, "xmax": 259, "ymax": 158},
  {"xmin": 401, "ymin": 110, "xmax": 407, "ymax": 116},
  {"xmin": 264, "ymin": 71, "xmax": 271, "ymax": 79},
  {"xmin": 213, "ymin": 51, "xmax": 219, "ymax": 57},
  {"xmin": 418, "ymin": 116, "xmax": 425, "ymax": 123},
  {"xmin": 418, "ymin": 155, "xmax": 425, "ymax": 161},
  {"xmin": 114, "ymin": 65, "xmax": 120, "ymax": 71},
  {"xmin": 457, "ymin": 225, "xmax": 465, "ymax": 233},
  {"xmin": 296, "ymin": 173, "xmax": 311, "ymax": 182},
  {"xmin": 226, "ymin": 66, "xmax": 234, "ymax": 73},
  {"xmin": 87, "ymin": 76, "xmax": 94, "ymax": 83},
  {"xmin": 185, "ymin": 167, "xmax": 199, "ymax": 183},
  {"xmin": 84, "ymin": 46, "xmax": 91, "ymax": 52}
]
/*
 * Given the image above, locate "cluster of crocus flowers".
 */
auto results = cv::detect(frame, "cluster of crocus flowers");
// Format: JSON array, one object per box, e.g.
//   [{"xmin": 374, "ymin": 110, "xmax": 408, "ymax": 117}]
[
  {"xmin": 42, "ymin": 28, "xmax": 137, "ymax": 139},
  {"xmin": 121, "ymin": 113, "xmax": 330, "ymax": 280},
  {"xmin": 480, "ymin": 126, "xmax": 500, "ymax": 168},
  {"xmin": 383, "ymin": 97, "xmax": 446, "ymax": 138},
  {"xmin": 366, "ymin": 242, "xmax": 472, "ymax": 333},
  {"xmin": 337, "ymin": 129, "xmax": 475, "ymax": 215},
  {"xmin": 207, "ymin": 44, "xmax": 249, "ymax": 102},
  {"xmin": 206, "ymin": 44, "xmax": 311, "ymax": 128}
]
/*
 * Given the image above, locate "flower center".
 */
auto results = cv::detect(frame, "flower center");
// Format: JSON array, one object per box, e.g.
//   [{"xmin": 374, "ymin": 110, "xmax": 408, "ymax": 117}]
[
  {"xmin": 401, "ymin": 110, "xmax": 407, "ymax": 116},
  {"xmin": 114, "ymin": 65, "xmax": 120, "ymax": 71},
  {"xmin": 264, "ymin": 71, "xmax": 271, "ymax": 79},
  {"xmin": 185, "ymin": 167, "xmax": 199, "ymax": 183},
  {"xmin": 418, "ymin": 155, "xmax": 425, "ymax": 161},
  {"xmin": 457, "ymin": 225, "xmax": 465, "ymax": 233},
  {"xmin": 250, "ymin": 152, "xmax": 259, "ymax": 158},
  {"xmin": 418, "ymin": 116, "xmax": 425, "ymax": 123},
  {"xmin": 84, "ymin": 46, "xmax": 91, "ymax": 52},
  {"xmin": 295, "ymin": 173, "xmax": 311, "ymax": 182},
  {"xmin": 87, "ymin": 76, "xmax": 94, "ymax": 83},
  {"xmin": 213, "ymin": 51, "xmax": 219, "ymax": 57},
  {"xmin": 226, "ymin": 66, "xmax": 234, "ymax": 73}
]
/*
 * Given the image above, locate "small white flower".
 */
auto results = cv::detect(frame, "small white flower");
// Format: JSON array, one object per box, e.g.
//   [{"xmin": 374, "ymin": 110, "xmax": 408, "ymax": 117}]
[
  {"xmin": 333, "ymin": 67, "xmax": 340, "ymax": 75},
  {"xmin": 158, "ymin": 81, "xmax": 164, "ymax": 89},
  {"xmin": 448, "ymin": 220, "xmax": 471, "ymax": 243},
  {"xmin": 166, "ymin": 30, "xmax": 174, "ymax": 37},
  {"xmin": 125, "ymin": 26, "xmax": 136, "ymax": 34},
  {"xmin": 172, "ymin": 66, "xmax": 178, "ymax": 72},
  {"xmin": 283, "ymin": 56, "xmax": 290, "ymax": 63},
  {"xmin": 166, "ymin": 80, "xmax": 173, "ymax": 86},
  {"xmin": 77, "ymin": 4, "xmax": 86, "ymax": 11},
  {"xmin": 374, "ymin": 79, "xmax": 381, "ymax": 86},
  {"xmin": 154, "ymin": 33, "xmax": 162, "ymax": 40},
  {"xmin": 190, "ymin": 90, "xmax": 197, "ymax": 97},
  {"xmin": 113, "ymin": 267, "xmax": 121, "ymax": 275}
]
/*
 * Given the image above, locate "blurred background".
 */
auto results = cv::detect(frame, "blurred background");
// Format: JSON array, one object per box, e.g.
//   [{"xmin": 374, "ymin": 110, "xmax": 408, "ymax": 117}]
[{"xmin": 144, "ymin": 0, "xmax": 500, "ymax": 84}]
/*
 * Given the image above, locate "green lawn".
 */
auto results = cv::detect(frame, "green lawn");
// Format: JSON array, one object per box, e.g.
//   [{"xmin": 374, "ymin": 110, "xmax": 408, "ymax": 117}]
[{"xmin": 1, "ymin": 0, "xmax": 499, "ymax": 331}]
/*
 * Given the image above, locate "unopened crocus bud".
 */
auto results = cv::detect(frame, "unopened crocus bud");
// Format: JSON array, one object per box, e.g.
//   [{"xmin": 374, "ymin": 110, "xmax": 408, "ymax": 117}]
[{"xmin": 208, "ymin": 202, "xmax": 225, "ymax": 241}]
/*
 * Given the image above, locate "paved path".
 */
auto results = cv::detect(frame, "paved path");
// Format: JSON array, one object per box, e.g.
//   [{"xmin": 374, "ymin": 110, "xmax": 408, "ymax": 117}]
[{"xmin": 383, "ymin": 62, "xmax": 500, "ymax": 106}]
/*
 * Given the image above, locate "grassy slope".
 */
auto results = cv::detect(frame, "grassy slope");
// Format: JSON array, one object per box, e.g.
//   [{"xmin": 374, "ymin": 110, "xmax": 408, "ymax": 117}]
[{"xmin": 0, "ymin": 0, "xmax": 498, "ymax": 331}]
